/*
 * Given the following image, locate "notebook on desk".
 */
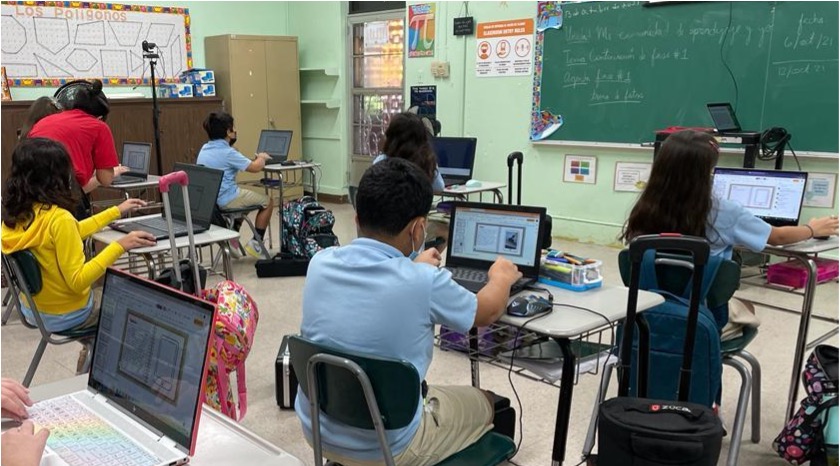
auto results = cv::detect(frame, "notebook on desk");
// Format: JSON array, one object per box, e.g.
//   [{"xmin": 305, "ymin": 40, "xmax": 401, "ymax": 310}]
[
  {"xmin": 444, "ymin": 202, "xmax": 546, "ymax": 294},
  {"xmin": 28, "ymin": 267, "xmax": 216, "ymax": 466},
  {"xmin": 257, "ymin": 129, "xmax": 295, "ymax": 165},
  {"xmin": 434, "ymin": 137, "xmax": 477, "ymax": 187},
  {"xmin": 111, "ymin": 142, "xmax": 152, "ymax": 186},
  {"xmin": 713, "ymin": 167, "xmax": 808, "ymax": 227},
  {"xmin": 110, "ymin": 164, "xmax": 222, "ymax": 240}
]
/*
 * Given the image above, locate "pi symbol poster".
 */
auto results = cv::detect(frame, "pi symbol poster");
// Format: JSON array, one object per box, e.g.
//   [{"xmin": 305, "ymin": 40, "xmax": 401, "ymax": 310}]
[
  {"xmin": 475, "ymin": 19, "xmax": 534, "ymax": 78},
  {"xmin": 408, "ymin": 3, "xmax": 435, "ymax": 58}
]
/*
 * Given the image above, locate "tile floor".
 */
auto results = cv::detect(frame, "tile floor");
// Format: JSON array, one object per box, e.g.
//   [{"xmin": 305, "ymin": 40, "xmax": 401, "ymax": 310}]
[{"xmin": 2, "ymin": 201, "xmax": 837, "ymax": 466}]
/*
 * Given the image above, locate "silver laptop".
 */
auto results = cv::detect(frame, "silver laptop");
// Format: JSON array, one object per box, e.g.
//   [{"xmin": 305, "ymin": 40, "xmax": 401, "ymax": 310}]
[
  {"xmin": 445, "ymin": 202, "xmax": 545, "ymax": 293},
  {"xmin": 111, "ymin": 142, "xmax": 152, "ymax": 185},
  {"xmin": 713, "ymin": 167, "xmax": 808, "ymax": 227},
  {"xmin": 257, "ymin": 129, "xmax": 294, "ymax": 165},
  {"xmin": 28, "ymin": 267, "xmax": 216, "ymax": 466}
]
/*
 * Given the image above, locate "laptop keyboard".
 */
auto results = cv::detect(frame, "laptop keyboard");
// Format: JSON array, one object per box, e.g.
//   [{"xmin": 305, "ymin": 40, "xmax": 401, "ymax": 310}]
[
  {"xmin": 139, "ymin": 217, "xmax": 190, "ymax": 235},
  {"xmin": 29, "ymin": 395, "xmax": 161, "ymax": 466},
  {"xmin": 450, "ymin": 268, "xmax": 488, "ymax": 284},
  {"xmin": 111, "ymin": 175, "xmax": 146, "ymax": 185}
]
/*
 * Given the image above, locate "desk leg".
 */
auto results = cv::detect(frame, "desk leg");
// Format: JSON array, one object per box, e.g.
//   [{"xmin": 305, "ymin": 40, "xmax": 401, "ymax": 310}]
[
  {"xmin": 221, "ymin": 241, "xmax": 234, "ymax": 281},
  {"xmin": 142, "ymin": 254, "xmax": 157, "ymax": 280},
  {"xmin": 309, "ymin": 167, "xmax": 318, "ymax": 201},
  {"xmin": 785, "ymin": 256, "xmax": 818, "ymax": 421},
  {"xmin": 493, "ymin": 189, "xmax": 503, "ymax": 204},
  {"xmin": 469, "ymin": 327, "xmax": 481, "ymax": 388},
  {"xmin": 551, "ymin": 337, "xmax": 576, "ymax": 466}
]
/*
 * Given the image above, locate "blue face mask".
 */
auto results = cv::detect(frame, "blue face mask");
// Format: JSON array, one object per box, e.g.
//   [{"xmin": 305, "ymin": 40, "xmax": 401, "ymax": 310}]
[{"xmin": 408, "ymin": 220, "xmax": 427, "ymax": 260}]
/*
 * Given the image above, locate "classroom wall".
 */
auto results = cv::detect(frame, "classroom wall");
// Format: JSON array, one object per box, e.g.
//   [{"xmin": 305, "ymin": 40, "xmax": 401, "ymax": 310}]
[{"xmin": 405, "ymin": 1, "xmax": 840, "ymax": 246}]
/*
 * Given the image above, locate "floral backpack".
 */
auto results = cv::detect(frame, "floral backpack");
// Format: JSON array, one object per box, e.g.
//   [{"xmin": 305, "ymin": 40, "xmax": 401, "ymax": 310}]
[
  {"xmin": 200, "ymin": 281, "xmax": 259, "ymax": 421},
  {"xmin": 774, "ymin": 345, "xmax": 839, "ymax": 465},
  {"xmin": 281, "ymin": 196, "xmax": 339, "ymax": 259}
]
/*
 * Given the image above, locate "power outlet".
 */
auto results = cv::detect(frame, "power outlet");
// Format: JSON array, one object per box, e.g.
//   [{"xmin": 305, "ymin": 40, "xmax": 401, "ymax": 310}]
[{"xmin": 431, "ymin": 61, "xmax": 450, "ymax": 78}]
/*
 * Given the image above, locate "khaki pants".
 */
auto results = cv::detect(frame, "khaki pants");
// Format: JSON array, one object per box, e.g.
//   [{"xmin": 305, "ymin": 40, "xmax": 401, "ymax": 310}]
[
  {"xmin": 322, "ymin": 385, "xmax": 493, "ymax": 466},
  {"xmin": 223, "ymin": 189, "xmax": 269, "ymax": 209}
]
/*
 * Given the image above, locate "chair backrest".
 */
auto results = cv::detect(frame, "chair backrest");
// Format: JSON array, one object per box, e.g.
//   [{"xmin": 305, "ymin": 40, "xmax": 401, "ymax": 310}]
[
  {"xmin": 288, "ymin": 335, "xmax": 421, "ymax": 430},
  {"xmin": 618, "ymin": 249, "xmax": 740, "ymax": 308},
  {"xmin": 3, "ymin": 251, "xmax": 48, "ymax": 333},
  {"xmin": 348, "ymin": 186, "xmax": 358, "ymax": 210}
]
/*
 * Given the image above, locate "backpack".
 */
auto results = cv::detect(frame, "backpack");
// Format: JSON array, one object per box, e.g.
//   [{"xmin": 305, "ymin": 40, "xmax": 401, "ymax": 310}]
[
  {"xmin": 281, "ymin": 196, "xmax": 339, "ymax": 259},
  {"xmin": 774, "ymin": 345, "xmax": 839, "ymax": 465},
  {"xmin": 620, "ymin": 250, "xmax": 724, "ymax": 408},
  {"xmin": 200, "ymin": 281, "xmax": 259, "ymax": 421}
]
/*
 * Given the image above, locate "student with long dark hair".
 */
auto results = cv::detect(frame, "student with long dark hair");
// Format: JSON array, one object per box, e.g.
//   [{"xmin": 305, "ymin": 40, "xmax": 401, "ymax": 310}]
[
  {"xmin": 1, "ymin": 139, "xmax": 155, "ymax": 369},
  {"xmin": 374, "ymin": 111, "xmax": 445, "ymax": 193},
  {"xmin": 621, "ymin": 130, "xmax": 837, "ymax": 257},
  {"xmin": 18, "ymin": 96, "xmax": 61, "ymax": 140}
]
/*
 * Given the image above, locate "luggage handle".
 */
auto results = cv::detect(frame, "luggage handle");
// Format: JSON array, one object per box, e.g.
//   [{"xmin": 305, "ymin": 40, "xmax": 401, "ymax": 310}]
[
  {"xmin": 619, "ymin": 234, "xmax": 710, "ymax": 402},
  {"xmin": 506, "ymin": 151, "xmax": 523, "ymax": 206},
  {"xmin": 159, "ymin": 171, "xmax": 202, "ymax": 297}
]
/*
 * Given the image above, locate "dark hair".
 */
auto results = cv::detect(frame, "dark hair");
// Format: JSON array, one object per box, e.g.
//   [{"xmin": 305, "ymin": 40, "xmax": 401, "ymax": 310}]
[
  {"xmin": 2, "ymin": 138, "xmax": 80, "ymax": 228},
  {"xmin": 67, "ymin": 79, "xmax": 110, "ymax": 119},
  {"xmin": 381, "ymin": 112, "xmax": 437, "ymax": 181},
  {"xmin": 621, "ymin": 130, "xmax": 720, "ymax": 242},
  {"xmin": 19, "ymin": 97, "xmax": 61, "ymax": 139},
  {"xmin": 203, "ymin": 112, "xmax": 234, "ymax": 140},
  {"xmin": 357, "ymin": 157, "xmax": 433, "ymax": 236}
]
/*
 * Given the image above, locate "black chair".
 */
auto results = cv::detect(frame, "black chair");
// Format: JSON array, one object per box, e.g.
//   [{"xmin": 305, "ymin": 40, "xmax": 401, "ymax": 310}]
[
  {"xmin": 289, "ymin": 335, "xmax": 515, "ymax": 466},
  {"xmin": 3, "ymin": 251, "xmax": 97, "ymax": 387}
]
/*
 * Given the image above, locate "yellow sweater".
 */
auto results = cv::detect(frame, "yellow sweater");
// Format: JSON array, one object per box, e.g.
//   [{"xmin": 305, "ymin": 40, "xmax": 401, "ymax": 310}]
[{"xmin": 1, "ymin": 205, "xmax": 125, "ymax": 314}]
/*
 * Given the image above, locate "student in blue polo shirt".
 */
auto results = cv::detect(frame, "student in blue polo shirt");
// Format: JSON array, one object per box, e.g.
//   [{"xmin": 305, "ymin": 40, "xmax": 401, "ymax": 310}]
[
  {"xmin": 295, "ymin": 158, "xmax": 522, "ymax": 465},
  {"xmin": 197, "ymin": 112, "xmax": 273, "ymax": 258}
]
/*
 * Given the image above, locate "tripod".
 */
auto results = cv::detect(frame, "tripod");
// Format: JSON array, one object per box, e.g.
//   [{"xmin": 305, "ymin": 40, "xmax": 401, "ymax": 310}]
[{"xmin": 143, "ymin": 40, "xmax": 163, "ymax": 175}]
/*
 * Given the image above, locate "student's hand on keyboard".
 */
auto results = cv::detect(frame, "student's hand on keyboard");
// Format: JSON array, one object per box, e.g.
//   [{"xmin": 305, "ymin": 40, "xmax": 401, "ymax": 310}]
[
  {"xmin": 117, "ymin": 198, "xmax": 148, "ymax": 216},
  {"xmin": 414, "ymin": 248, "xmax": 442, "ymax": 267},
  {"xmin": 1, "ymin": 419, "xmax": 50, "ymax": 466},
  {"xmin": 1, "ymin": 378, "xmax": 32, "ymax": 421},
  {"xmin": 114, "ymin": 165, "xmax": 130, "ymax": 177},
  {"xmin": 116, "ymin": 231, "xmax": 157, "ymax": 250},
  {"xmin": 488, "ymin": 257, "xmax": 522, "ymax": 287}
]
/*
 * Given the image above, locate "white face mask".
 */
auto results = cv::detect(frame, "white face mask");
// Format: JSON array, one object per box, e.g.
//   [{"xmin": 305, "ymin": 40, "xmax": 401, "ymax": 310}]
[{"xmin": 408, "ymin": 219, "xmax": 426, "ymax": 260}]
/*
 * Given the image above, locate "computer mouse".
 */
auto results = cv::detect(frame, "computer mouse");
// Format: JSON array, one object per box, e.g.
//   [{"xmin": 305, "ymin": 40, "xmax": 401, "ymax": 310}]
[
  {"xmin": 506, "ymin": 295, "xmax": 552, "ymax": 317},
  {"xmin": 465, "ymin": 179, "xmax": 482, "ymax": 188}
]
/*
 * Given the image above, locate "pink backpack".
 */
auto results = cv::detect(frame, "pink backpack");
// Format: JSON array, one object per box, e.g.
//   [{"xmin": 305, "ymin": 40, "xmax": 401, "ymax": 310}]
[{"xmin": 200, "ymin": 281, "xmax": 259, "ymax": 421}]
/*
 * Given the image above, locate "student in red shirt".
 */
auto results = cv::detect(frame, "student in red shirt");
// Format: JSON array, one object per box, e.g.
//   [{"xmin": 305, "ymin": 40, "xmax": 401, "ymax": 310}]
[{"xmin": 29, "ymin": 80, "xmax": 121, "ymax": 194}]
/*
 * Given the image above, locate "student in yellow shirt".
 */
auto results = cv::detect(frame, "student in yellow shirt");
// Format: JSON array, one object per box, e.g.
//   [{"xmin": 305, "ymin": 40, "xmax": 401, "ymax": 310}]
[{"xmin": 1, "ymin": 138, "xmax": 156, "ymax": 337}]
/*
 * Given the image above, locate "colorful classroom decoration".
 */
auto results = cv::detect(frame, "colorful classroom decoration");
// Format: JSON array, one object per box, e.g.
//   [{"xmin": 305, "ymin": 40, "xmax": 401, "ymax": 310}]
[
  {"xmin": 563, "ymin": 155, "xmax": 597, "ymax": 184},
  {"xmin": 1, "ymin": 1, "xmax": 192, "ymax": 86},
  {"xmin": 408, "ymin": 3, "xmax": 435, "ymax": 58},
  {"xmin": 475, "ymin": 19, "xmax": 534, "ymax": 79}
]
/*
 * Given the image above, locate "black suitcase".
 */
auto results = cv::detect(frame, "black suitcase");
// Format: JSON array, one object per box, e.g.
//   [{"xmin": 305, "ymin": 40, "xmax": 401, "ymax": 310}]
[
  {"xmin": 597, "ymin": 234, "xmax": 723, "ymax": 466},
  {"xmin": 275, "ymin": 334, "xmax": 298, "ymax": 409},
  {"xmin": 507, "ymin": 152, "xmax": 551, "ymax": 249}
]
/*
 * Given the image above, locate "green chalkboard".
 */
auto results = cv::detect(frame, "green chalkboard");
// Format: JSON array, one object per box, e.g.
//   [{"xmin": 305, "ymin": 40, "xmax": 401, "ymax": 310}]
[{"xmin": 534, "ymin": 1, "xmax": 839, "ymax": 153}]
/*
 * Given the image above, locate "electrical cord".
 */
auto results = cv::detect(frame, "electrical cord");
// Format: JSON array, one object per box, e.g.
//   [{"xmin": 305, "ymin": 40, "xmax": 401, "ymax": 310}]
[
  {"xmin": 786, "ymin": 141, "xmax": 803, "ymax": 171},
  {"xmin": 720, "ymin": 2, "xmax": 739, "ymax": 112}
]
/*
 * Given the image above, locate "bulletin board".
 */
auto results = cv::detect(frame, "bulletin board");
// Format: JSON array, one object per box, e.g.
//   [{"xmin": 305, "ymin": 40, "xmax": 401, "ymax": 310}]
[{"xmin": 1, "ymin": 1, "xmax": 192, "ymax": 87}]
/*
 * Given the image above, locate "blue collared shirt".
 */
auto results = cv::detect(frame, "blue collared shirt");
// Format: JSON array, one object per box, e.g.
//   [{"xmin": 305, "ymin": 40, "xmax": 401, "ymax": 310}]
[
  {"xmin": 373, "ymin": 153, "xmax": 445, "ymax": 193},
  {"xmin": 707, "ymin": 197, "xmax": 772, "ymax": 259},
  {"xmin": 196, "ymin": 139, "xmax": 251, "ymax": 206},
  {"xmin": 294, "ymin": 238, "xmax": 477, "ymax": 460}
]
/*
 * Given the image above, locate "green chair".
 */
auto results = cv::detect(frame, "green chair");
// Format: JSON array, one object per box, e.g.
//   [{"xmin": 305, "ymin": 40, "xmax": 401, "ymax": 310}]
[
  {"xmin": 288, "ymin": 335, "xmax": 515, "ymax": 466},
  {"xmin": 2, "ymin": 251, "xmax": 97, "ymax": 387}
]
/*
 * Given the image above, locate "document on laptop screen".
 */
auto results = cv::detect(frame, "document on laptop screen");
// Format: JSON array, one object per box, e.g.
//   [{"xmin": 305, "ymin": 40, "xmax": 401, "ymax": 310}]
[
  {"xmin": 713, "ymin": 168, "xmax": 807, "ymax": 224},
  {"xmin": 450, "ymin": 207, "xmax": 541, "ymax": 267}
]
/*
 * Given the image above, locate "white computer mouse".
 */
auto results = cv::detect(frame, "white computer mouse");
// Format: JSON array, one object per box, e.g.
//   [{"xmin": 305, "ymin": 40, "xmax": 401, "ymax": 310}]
[{"xmin": 465, "ymin": 179, "xmax": 482, "ymax": 188}]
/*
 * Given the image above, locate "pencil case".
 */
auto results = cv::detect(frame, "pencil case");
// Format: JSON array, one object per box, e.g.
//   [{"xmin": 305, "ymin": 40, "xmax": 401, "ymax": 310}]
[{"xmin": 538, "ymin": 257, "xmax": 603, "ymax": 291}]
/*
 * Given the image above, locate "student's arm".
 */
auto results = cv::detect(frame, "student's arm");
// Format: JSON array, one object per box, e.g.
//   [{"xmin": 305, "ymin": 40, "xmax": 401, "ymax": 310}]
[
  {"xmin": 767, "ymin": 216, "xmax": 839, "ymax": 245},
  {"xmin": 431, "ymin": 168, "xmax": 445, "ymax": 194},
  {"xmin": 51, "ymin": 213, "xmax": 126, "ymax": 294},
  {"xmin": 245, "ymin": 152, "xmax": 271, "ymax": 173},
  {"xmin": 474, "ymin": 258, "xmax": 522, "ymax": 327},
  {"xmin": 77, "ymin": 206, "xmax": 122, "ymax": 238}
]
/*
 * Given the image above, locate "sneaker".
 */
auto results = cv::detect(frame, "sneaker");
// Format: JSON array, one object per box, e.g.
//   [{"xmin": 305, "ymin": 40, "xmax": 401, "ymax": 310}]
[
  {"xmin": 228, "ymin": 239, "xmax": 243, "ymax": 259},
  {"xmin": 244, "ymin": 239, "xmax": 269, "ymax": 259}
]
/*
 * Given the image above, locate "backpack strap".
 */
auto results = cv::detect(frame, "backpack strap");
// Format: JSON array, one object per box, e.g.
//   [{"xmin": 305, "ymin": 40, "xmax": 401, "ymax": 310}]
[
  {"xmin": 234, "ymin": 360, "xmax": 248, "ymax": 420},
  {"xmin": 681, "ymin": 255, "xmax": 722, "ymax": 301},
  {"xmin": 638, "ymin": 250, "xmax": 722, "ymax": 303}
]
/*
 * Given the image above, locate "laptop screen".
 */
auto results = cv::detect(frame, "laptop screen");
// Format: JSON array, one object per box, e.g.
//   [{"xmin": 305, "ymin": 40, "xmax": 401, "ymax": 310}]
[
  {"xmin": 257, "ymin": 129, "xmax": 293, "ymax": 162},
  {"xmin": 122, "ymin": 142, "xmax": 151, "ymax": 173},
  {"xmin": 89, "ymin": 268, "xmax": 215, "ymax": 452},
  {"xmin": 706, "ymin": 103, "xmax": 741, "ymax": 133},
  {"xmin": 170, "ymin": 163, "xmax": 223, "ymax": 226},
  {"xmin": 434, "ymin": 137, "xmax": 477, "ymax": 178},
  {"xmin": 713, "ymin": 167, "xmax": 808, "ymax": 227},
  {"xmin": 447, "ymin": 202, "xmax": 545, "ymax": 276}
]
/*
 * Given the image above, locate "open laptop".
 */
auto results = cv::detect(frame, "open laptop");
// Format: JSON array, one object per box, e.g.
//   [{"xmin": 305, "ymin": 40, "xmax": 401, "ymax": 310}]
[
  {"xmin": 713, "ymin": 167, "xmax": 808, "ymax": 227},
  {"xmin": 111, "ymin": 142, "xmax": 152, "ymax": 186},
  {"xmin": 257, "ymin": 129, "xmax": 294, "ymax": 165},
  {"xmin": 445, "ymin": 202, "xmax": 546, "ymax": 293},
  {"xmin": 28, "ymin": 267, "xmax": 216, "ymax": 466},
  {"xmin": 434, "ymin": 137, "xmax": 477, "ymax": 187},
  {"xmin": 111, "ymin": 164, "xmax": 222, "ymax": 240},
  {"xmin": 706, "ymin": 102, "xmax": 755, "ymax": 137}
]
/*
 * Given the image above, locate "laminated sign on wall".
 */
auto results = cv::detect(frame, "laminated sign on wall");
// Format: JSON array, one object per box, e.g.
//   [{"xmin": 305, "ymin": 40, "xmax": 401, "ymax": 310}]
[{"xmin": 476, "ymin": 19, "xmax": 534, "ymax": 78}]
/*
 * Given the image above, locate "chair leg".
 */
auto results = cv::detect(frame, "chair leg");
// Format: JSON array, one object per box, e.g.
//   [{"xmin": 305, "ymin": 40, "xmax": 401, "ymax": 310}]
[
  {"xmin": 23, "ymin": 339, "xmax": 49, "ymax": 388},
  {"xmin": 2, "ymin": 293, "xmax": 17, "ymax": 326},
  {"xmin": 723, "ymin": 357, "xmax": 752, "ymax": 466},
  {"xmin": 79, "ymin": 340, "xmax": 94, "ymax": 374},
  {"xmin": 737, "ymin": 350, "xmax": 761, "ymax": 443},
  {"xmin": 582, "ymin": 357, "xmax": 617, "ymax": 458}
]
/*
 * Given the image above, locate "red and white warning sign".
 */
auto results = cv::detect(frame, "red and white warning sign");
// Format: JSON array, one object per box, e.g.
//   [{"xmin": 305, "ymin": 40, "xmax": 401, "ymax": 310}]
[{"xmin": 475, "ymin": 19, "xmax": 534, "ymax": 78}]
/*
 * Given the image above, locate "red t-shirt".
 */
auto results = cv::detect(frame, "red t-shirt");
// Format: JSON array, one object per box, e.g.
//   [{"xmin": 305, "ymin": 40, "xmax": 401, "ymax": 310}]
[{"xmin": 29, "ymin": 109, "xmax": 119, "ymax": 186}]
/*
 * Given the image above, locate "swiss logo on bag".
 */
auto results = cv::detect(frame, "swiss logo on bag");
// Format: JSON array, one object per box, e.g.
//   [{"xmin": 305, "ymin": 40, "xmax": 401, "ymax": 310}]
[
  {"xmin": 200, "ymin": 281, "xmax": 259, "ymax": 421},
  {"xmin": 650, "ymin": 404, "xmax": 661, "ymax": 412}
]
